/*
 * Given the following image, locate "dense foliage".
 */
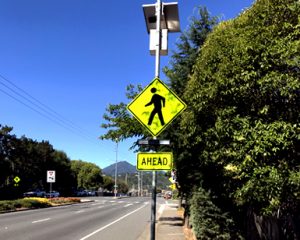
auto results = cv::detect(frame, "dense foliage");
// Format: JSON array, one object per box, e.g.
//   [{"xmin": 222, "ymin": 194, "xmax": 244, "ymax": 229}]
[
  {"xmin": 0, "ymin": 198, "xmax": 51, "ymax": 211},
  {"xmin": 0, "ymin": 197, "xmax": 80, "ymax": 212},
  {"xmin": 71, "ymin": 160, "xmax": 103, "ymax": 190},
  {"xmin": 179, "ymin": 0, "xmax": 300, "ymax": 238},
  {"xmin": 0, "ymin": 125, "xmax": 76, "ymax": 199},
  {"xmin": 162, "ymin": 6, "xmax": 218, "ymax": 193},
  {"xmin": 188, "ymin": 187, "xmax": 243, "ymax": 240},
  {"xmin": 182, "ymin": 0, "xmax": 299, "ymax": 211},
  {"xmin": 0, "ymin": 125, "xmax": 104, "ymax": 199}
]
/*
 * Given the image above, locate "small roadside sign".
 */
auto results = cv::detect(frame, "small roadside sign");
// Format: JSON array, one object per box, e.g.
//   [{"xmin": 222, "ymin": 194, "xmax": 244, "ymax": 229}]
[
  {"xmin": 137, "ymin": 152, "xmax": 173, "ymax": 171},
  {"xmin": 47, "ymin": 170, "xmax": 56, "ymax": 183},
  {"xmin": 13, "ymin": 176, "xmax": 21, "ymax": 187},
  {"xmin": 127, "ymin": 78, "xmax": 186, "ymax": 137},
  {"xmin": 14, "ymin": 176, "xmax": 21, "ymax": 184}
]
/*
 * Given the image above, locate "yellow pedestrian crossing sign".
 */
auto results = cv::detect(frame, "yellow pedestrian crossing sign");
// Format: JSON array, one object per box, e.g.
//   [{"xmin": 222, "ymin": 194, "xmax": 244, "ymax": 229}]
[{"xmin": 127, "ymin": 78, "xmax": 186, "ymax": 136}]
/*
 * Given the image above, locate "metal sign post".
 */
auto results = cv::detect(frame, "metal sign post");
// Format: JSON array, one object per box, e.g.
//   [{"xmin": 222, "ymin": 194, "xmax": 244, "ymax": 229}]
[
  {"xmin": 154, "ymin": 0, "xmax": 162, "ymax": 79},
  {"xmin": 150, "ymin": 1, "xmax": 161, "ymax": 239},
  {"xmin": 151, "ymin": 169, "xmax": 157, "ymax": 240},
  {"xmin": 127, "ymin": 2, "xmax": 181, "ymax": 240},
  {"xmin": 50, "ymin": 182, "xmax": 52, "ymax": 197},
  {"xmin": 47, "ymin": 170, "xmax": 56, "ymax": 198}
]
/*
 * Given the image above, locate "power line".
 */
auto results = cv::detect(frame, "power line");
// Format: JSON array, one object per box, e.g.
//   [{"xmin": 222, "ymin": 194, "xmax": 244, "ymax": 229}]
[
  {"xmin": 0, "ymin": 87, "xmax": 91, "ymax": 141},
  {"xmin": 0, "ymin": 74, "xmax": 96, "ymax": 138},
  {"xmin": 0, "ymin": 73, "xmax": 99, "ymax": 143}
]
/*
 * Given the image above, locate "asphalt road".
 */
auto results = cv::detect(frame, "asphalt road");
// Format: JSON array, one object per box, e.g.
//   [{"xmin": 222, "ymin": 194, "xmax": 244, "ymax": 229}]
[{"xmin": 0, "ymin": 197, "xmax": 162, "ymax": 240}]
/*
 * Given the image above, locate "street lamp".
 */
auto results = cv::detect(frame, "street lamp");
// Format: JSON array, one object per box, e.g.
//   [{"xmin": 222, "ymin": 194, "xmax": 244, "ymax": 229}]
[{"xmin": 114, "ymin": 138, "xmax": 119, "ymax": 198}]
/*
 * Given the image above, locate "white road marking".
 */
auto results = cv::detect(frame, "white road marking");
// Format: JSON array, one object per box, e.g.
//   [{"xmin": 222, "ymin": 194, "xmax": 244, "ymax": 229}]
[
  {"xmin": 158, "ymin": 204, "xmax": 165, "ymax": 217},
  {"xmin": 91, "ymin": 203, "xmax": 103, "ymax": 206},
  {"xmin": 79, "ymin": 205, "xmax": 147, "ymax": 240},
  {"xmin": 124, "ymin": 204, "xmax": 133, "ymax": 208},
  {"xmin": 75, "ymin": 210, "xmax": 85, "ymax": 214},
  {"xmin": 32, "ymin": 218, "xmax": 51, "ymax": 224},
  {"xmin": 98, "ymin": 206, "xmax": 104, "ymax": 209}
]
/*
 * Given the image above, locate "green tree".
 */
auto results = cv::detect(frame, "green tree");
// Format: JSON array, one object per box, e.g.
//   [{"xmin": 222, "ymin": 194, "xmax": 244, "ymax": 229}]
[
  {"xmin": 71, "ymin": 160, "xmax": 103, "ymax": 190},
  {"xmin": 51, "ymin": 150, "xmax": 76, "ymax": 195},
  {"xmin": 161, "ymin": 6, "xmax": 218, "ymax": 195},
  {"xmin": 101, "ymin": 175, "xmax": 114, "ymax": 191},
  {"xmin": 0, "ymin": 125, "xmax": 17, "ymax": 198},
  {"xmin": 100, "ymin": 85, "xmax": 146, "ymax": 142},
  {"xmin": 180, "ymin": 0, "xmax": 300, "ymax": 237},
  {"xmin": 163, "ymin": 6, "xmax": 218, "ymax": 96},
  {"xmin": 117, "ymin": 180, "xmax": 129, "ymax": 194},
  {"xmin": 0, "ymin": 125, "xmax": 79, "ymax": 199}
]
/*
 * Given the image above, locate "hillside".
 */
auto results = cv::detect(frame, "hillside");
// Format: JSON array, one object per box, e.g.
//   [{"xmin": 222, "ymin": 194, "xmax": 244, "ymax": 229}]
[
  {"xmin": 102, "ymin": 161, "xmax": 137, "ymax": 176},
  {"xmin": 102, "ymin": 161, "xmax": 170, "ymax": 191}
]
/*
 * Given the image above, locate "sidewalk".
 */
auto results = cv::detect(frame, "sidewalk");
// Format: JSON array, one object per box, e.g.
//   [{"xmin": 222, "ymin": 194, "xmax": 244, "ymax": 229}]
[{"xmin": 138, "ymin": 199, "xmax": 185, "ymax": 240}]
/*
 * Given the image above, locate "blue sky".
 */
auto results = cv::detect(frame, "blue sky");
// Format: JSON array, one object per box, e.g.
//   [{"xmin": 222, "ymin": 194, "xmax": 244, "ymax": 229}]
[{"xmin": 0, "ymin": 0, "xmax": 254, "ymax": 169}]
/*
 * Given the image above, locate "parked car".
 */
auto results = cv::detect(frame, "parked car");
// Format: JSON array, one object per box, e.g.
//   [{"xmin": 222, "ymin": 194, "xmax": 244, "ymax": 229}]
[
  {"xmin": 87, "ymin": 190, "xmax": 96, "ymax": 196},
  {"xmin": 164, "ymin": 191, "xmax": 172, "ymax": 200},
  {"xmin": 23, "ymin": 190, "xmax": 46, "ymax": 197},
  {"xmin": 75, "ymin": 190, "xmax": 88, "ymax": 197},
  {"xmin": 75, "ymin": 189, "xmax": 96, "ymax": 197},
  {"xmin": 46, "ymin": 191, "xmax": 60, "ymax": 198}
]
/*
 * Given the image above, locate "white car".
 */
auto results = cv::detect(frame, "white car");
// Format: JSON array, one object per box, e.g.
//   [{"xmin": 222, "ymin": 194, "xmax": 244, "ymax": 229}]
[
  {"xmin": 46, "ymin": 191, "xmax": 60, "ymax": 198},
  {"xmin": 23, "ymin": 190, "xmax": 46, "ymax": 197}
]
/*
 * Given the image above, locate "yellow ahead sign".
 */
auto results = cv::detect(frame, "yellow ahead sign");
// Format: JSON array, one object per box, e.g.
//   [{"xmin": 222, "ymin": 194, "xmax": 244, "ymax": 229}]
[
  {"xmin": 127, "ymin": 78, "xmax": 186, "ymax": 136},
  {"xmin": 137, "ymin": 152, "xmax": 173, "ymax": 171}
]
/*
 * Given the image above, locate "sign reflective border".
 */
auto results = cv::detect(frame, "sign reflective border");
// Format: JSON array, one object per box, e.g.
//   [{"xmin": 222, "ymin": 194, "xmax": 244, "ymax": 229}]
[{"xmin": 137, "ymin": 152, "xmax": 173, "ymax": 171}]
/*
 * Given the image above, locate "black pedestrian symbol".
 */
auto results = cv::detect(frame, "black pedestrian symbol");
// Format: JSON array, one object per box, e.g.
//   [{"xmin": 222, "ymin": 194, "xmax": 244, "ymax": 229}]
[{"xmin": 145, "ymin": 87, "xmax": 165, "ymax": 126}]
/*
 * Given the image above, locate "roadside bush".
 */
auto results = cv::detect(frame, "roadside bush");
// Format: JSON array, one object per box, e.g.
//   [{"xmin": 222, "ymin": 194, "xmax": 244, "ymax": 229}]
[
  {"xmin": 49, "ymin": 197, "xmax": 81, "ymax": 205},
  {"xmin": 22, "ymin": 198, "xmax": 51, "ymax": 208},
  {"xmin": 0, "ymin": 198, "xmax": 52, "ymax": 212},
  {"xmin": 0, "ymin": 200, "xmax": 14, "ymax": 211},
  {"xmin": 0, "ymin": 197, "xmax": 81, "ymax": 213},
  {"xmin": 12, "ymin": 199, "xmax": 23, "ymax": 209},
  {"xmin": 188, "ymin": 187, "xmax": 243, "ymax": 240}
]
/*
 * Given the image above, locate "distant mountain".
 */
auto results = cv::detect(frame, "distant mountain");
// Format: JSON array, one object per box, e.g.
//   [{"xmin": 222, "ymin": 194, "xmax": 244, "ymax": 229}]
[
  {"xmin": 102, "ymin": 161, "xmax": 170, "ymax": 191},
  {"xmin": 102, "ymin": 161, "xmax": 137, "ymax": 176}
]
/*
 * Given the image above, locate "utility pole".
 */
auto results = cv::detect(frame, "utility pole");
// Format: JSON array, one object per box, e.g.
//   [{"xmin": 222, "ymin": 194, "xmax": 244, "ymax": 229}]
[
  {"xmin": 114, "ymin": 139, "xmax": 118, "ymax": 198},
  {"xmin": 132, "ymin": 1, "xmax": 181, "ymax": 239}
]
